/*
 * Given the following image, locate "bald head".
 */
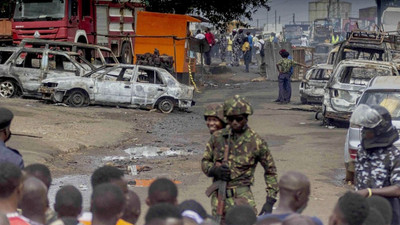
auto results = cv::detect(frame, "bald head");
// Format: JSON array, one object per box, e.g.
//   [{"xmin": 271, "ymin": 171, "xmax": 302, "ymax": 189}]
[
  {"xmin": 19, "ymin": 177, "xmax": 48, "ymax": 223},
  {"xmin": 279, "ymin": 171, "xmax": 310, "ymax": 191},
  {"xmin": 122, "ymin": 190, "xmax": 141, "ymax": 224},
  {"xmin": 277, "ymin": 171, "xmax": 311, "ymax": 213}
]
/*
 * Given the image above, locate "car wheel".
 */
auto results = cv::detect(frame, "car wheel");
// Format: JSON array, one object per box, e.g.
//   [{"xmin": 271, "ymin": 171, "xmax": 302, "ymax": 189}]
[
  {"xmin": 300, "ymin": 97, "xmax": 308, "ymax": 104},
  {"xmin": 158, "ymin": 98, "xmax": 174, "ymax": 113},
  {"xmin": 0, "ymin": 80, "xmax": 17, "ymax": 98},
  {"xmin": 121, "ymin": 42, "xmax": 132, "ymax": 64},
  {"xmin": 68, "ymin": 90, "xmax": 88, "ymax": 107}
]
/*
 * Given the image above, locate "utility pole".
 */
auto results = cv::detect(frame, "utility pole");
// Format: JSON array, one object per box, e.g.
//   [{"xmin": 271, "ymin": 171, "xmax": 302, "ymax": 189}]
[
  {"xmin": 257, "ymin": 19, "xmax": 259, "ymax": 29},
  {"xmin": 293, "ymin": 13, "xmax": 295, "ymax": 24},
  {"xmin": 267, "ymin": 11, "xmax": 269, "ymax": 30},
  {"xmin": 279, "ymin": 16, "xmax": 281, "ymax": 24},
  {"xmin": 275, "ymin": 10, "xmax": 277, "ymax": 31},
  {"xmin": 327, "ymin": 0, "xmax": 332, "ymax": 19}
]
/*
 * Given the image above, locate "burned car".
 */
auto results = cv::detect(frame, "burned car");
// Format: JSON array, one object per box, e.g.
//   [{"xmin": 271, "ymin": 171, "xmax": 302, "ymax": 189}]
[
  {"xmin": 299, "ymin": 64, "xmax": 333, "ymax": 104},
  {"xmin": 19, "ymin": 39, "xmax": 119, "ymax": 66},
  {"xmin": 313, "ymin": 43, "xmax": 333, "ymax": 64},
  {"xmin": 39, "ymin": 64, "xmax": 194, "ymax": 113},
  {"xmin": 0, "ymin": 47, "xmax": 94, "ymax": 98},
  {"xmin": 322, "ymin": 59, "xmax": 399, "ymax": 123}
]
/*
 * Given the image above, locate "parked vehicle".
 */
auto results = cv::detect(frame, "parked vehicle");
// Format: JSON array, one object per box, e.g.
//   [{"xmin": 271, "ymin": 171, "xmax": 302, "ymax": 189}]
[
  {"xmin": 0, "ymin": 47, "xmax": 94, "ymax": 98},
  {"xmin": 0, "ymin": 1, "xmax": 14, "ymax": 45},
  {"xmin": 322, "ymin": 60, "xmax": 399, "ymax": 123},
  {"xmin": 313, "ymin": 43, "xmax": 333, "ymax": 64},
  {"xmin": 39, "ymin": 64, "xmax": 195, "ymax": 113},
  {"xmin": 19, "ymin": 39, "xmax": 119, "ymax": 66},
  {"xmin": 0, "ymin": 47, "xmax": 20, "ymax": 64},
  {"xmin": 344, "ymin": 76, "xmax": 400, "ymax": 181},
  {"xmin": 12, "ymin": 0, "xmax": 145, "ymax": 64},
  {"xmin": 299, "ymin": 64, "xmax": 333, "ymax": 104}
]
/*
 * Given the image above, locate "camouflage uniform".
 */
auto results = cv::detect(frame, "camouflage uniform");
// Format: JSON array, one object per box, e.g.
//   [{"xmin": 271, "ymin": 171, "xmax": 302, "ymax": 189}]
[
  {"xmin": 355, "ymin": 145, "xmax": 400, "ymax": 189},
  {"xmin": 201, "ymin": 95, "xmax": 278, "ymax": 218}
]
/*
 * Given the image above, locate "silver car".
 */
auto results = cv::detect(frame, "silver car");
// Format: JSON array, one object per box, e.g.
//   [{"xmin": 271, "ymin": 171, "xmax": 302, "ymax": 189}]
[
  {"xmin": 39, "ymin": 64, "xmax": 194, "ymax": 113},
  {"xmin": 299, "ymin": 64, "xmax": 333, "ymax": 104},
  {"xmin": 344, "ymin": 76, "xmax": 400, "ymax": 181},
  {"xmin": 322, "ymin": 59, "xmax": 399, "ymax": 123}
]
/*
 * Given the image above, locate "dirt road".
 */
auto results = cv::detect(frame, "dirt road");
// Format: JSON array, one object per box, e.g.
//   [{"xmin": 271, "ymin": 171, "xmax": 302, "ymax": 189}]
[{"xmin": 1, "ymin": 66, "xmax": 350, "ymax": 224}]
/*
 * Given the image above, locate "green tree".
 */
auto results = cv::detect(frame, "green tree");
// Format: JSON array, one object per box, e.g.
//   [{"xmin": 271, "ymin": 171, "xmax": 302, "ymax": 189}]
[{"xmin": 142, "ymin": 0, "xmax": 270, "ymax": 28}]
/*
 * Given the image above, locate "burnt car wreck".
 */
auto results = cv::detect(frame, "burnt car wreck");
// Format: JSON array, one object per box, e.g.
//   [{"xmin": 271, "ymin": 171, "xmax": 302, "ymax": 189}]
[
  {"xmin": 39, "ymin": 64, "xmax": 195, "ymax": 113},
  {"xmin": 299, "ymin": 64, "xmax": 333, "ymax": 104}
]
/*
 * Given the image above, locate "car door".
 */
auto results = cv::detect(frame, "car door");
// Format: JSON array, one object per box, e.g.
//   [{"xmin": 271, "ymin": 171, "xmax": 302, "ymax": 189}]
[
  {"xmin": 93, "ymin": 67, "xmax": 133, "ymax": 104},
  {"xmin": 9, "ymin": 50, "xmax": 44, "ymax": 93},
  {"xmin": 43, "ymin": 53, "xmax": 80, "ymax": 79},
  {"xmin": 131, "ymin": 67, "xmax": 167, "ymax": 106}
]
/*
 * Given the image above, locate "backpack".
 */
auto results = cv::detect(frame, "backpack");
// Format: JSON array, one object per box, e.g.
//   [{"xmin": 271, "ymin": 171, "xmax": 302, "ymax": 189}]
[{"xmin": 259, "ymin": 41, "xmax": 265, "ymax": 57}]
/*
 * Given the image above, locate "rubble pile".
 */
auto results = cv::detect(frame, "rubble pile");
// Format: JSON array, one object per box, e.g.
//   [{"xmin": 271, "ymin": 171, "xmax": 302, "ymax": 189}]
[{"xmin": 136, "ymin": 49, "xmax": 174, "ymax": 73}]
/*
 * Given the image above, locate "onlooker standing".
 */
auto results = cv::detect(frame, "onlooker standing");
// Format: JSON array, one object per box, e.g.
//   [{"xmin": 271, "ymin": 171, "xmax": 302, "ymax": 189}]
[
  {"xmin": 195, "ymin": 30, "xmax": 205, "ymax": 65},
  {"xmin": 242, "ymin": 38, "xmax": 251, "ymax": 73},
  {"xmin": 328, "ymin": 192, "xmax": 369, "ymax": 225},
  {"xmin": 0, "ymin": 162, "xmax": 31, "ymax": 225},
  {"xmin": 275, "ymin": 49, "xmax": 308, "ymax": 104},
  {"xmin": 146, "ymin": 178, "xmax": 178, "ymax": 206},
  {"xmin": 53, "ymin": 185, "xmax": 82, "ymax": 224},
  {"xmin": 257, "ymin": 171, "xmax": 322, "ymax": 225},
  {"xmin": 204, "ymin": 28, "xmax": 215, "ymax": 66},
  {"xmin": 247, "ymin": 32, "xmax": 253, "ymax": 63},
  {"xmin": 300, "ymin": 35, "xmax": 308, "ymax": 47},
  {"xmin": 19, "ymin": 177, "xmax": 48, "ymax": 225},
  {"xmin": 0, "ymin": 107, "xmax": 24, "ymax": 169},
  {"xmin": 91, "ymin": 184, "xmax": 125, "ymax": 225},
  {"xmin": 254, "ymin": 35, "xmax": 266, "ymax": 77},
  {"xmin": 350, "ymin": 104, "xmax": 400, "ymax": 225},
  {"xmin": 226, "ymin": 35, "xmax": 233, "ymax": 64}
]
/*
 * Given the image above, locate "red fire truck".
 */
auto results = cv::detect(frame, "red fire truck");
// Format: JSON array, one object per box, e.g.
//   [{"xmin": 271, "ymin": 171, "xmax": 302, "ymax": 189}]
[{"xmin": 12, "ymin": 0, "xmax": 144, "ymax": 64}]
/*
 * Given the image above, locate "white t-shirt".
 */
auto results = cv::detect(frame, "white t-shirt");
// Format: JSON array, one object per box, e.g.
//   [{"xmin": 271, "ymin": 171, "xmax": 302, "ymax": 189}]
[
  {"xmin": 301, "ymin": 37, "xmax": 308, "ymax": 46},
  {"xmin": 195, "ymin": 33, "xmax": 205, "ymax": 40},
  {"xmin": 254, "ymin": 39, "xmax": 265, "ymax": 55}
]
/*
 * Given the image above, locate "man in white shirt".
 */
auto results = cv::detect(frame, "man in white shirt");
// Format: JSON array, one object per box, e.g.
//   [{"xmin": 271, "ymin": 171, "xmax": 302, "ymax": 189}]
[{"xmin": 254, "ymin": 35, "xmax": 266, "ymax": 77}]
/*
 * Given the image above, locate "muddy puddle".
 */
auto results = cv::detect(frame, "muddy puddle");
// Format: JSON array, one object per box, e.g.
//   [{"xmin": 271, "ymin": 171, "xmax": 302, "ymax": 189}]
[{"xmin": 48, "ymin": 145, "xmax": 196, "ymax": 210}]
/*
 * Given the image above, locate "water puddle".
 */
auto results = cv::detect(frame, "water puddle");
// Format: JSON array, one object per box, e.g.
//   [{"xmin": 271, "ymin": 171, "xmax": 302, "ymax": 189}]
[{"xmin": 123, "ymin": 146, "xmax": 192, "ymax": 159}]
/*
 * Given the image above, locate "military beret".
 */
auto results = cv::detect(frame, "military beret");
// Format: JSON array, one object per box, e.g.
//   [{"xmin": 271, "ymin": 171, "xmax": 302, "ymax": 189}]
[{"xmin": 0, "ymin": 107, "xmax": 13, "ymax": 130}]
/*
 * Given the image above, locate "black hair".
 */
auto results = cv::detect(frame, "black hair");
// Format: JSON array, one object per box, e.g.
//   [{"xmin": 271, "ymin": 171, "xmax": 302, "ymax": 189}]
[
  {"xmin": 145, "ymin": 203, "xmax": 182, "ymax": 224},
  {"xmin": 367, "ymin": 196, "xmax": 392, "ymax": 225},
  {"xmin": 91, "ymin": 183, "xmax": 125, "ymax": 220},
  {"xmin": 24, "ymin": 163, "xmax": 52, "ymax": 189},
  {"xmin": 178, "ymin": 199, "xmax": 208, "ymax": 219},
  {"xmin": 91, "ymin": 166, "xmax": 124, "ymax": 188},
  {"xmin": 0, "ymin": 162, "xmax": 21, "ymax": 198},
  {"xmin": 280, "ymin": 51, "xmax": 290, "ymax": 58},
  {"xmin": 54, "ymin": 185, "xmax": 83, "ymax": 218},
  {"xmin": 338, "ymin": 192, "xmax": 369, "ymax": 225},
  {"xmin": 225, "ymin": 205, "xmax": 256, "ymax": 225},
  {"xmin": 363, "ymin": 208, "xmax": 385, "ymax": 225},
  {"xmin": 148, "ymin": 178, "xmax": 178, "ymax": 204}
]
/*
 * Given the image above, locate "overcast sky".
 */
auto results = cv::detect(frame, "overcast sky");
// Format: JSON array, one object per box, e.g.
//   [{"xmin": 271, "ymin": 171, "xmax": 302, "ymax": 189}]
[{"xmin": 246, "ymin": 0, "xmax": 376, "ymax": 27}]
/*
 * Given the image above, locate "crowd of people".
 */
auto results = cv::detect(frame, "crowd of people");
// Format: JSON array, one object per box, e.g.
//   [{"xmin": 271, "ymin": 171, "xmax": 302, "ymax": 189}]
[{"xmin": 1, "ymin": 91, "xmax": 400, "ymax": 225}]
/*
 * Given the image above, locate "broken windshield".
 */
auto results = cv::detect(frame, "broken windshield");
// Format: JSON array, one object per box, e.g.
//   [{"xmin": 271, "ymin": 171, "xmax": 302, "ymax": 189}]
[{"xmin": 14, "ymin": 0, "xmax": 65, "ymax": 21}]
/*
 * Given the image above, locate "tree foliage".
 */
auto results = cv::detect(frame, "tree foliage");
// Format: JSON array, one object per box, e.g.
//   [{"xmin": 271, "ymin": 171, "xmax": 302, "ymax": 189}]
[{"xmin": 142, "ymin": 0, "xmax": 270, "ymax": 29}]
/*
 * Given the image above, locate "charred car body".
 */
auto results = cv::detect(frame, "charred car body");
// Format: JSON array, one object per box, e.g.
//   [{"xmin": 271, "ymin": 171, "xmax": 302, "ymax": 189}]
[
  {"xmin": 0, "ymin": 47, "xmax": 94, "ymax": 98},
  {"xmin": 18, "ymin": 39, "xmax": 119, "ymax": 66},
  {"xmin": 322, "ymin": 59, "xmax": 399, "ymax": 123},
  {"xmin": 332, "ymin": 30, "xmax": 397, "ymax": 67},
  {"xmin": 299, "ymin": 64, "xmax": 333, "ymax": 104},
  {"xmin": 39, "ymin": 64, "xmax": 194, "ymax": 113}
]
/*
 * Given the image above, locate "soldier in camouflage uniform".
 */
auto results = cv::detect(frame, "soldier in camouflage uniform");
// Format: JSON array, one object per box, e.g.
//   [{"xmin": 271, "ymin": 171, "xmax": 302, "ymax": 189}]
[
  {"xmin": 350, "ymin": 104, "xmax": 400, "ymax": 225},
  {"xmin": 231, "ymin": 30, "xmax": 244, "ymax": 67},
  {"xmin": 219, "ymin": 33, "xmax": 227, "ymax": 63},
  {"xmin": 275, "ymin": 49, "xmax": 308, "ymax": 104},
  {"xmin": 204, "ymin": 103, "xmax": 227, "ymax": 135},
  {"xmin": 201, "ymin": 95, "xmax": 278, "ymax": 222}
]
